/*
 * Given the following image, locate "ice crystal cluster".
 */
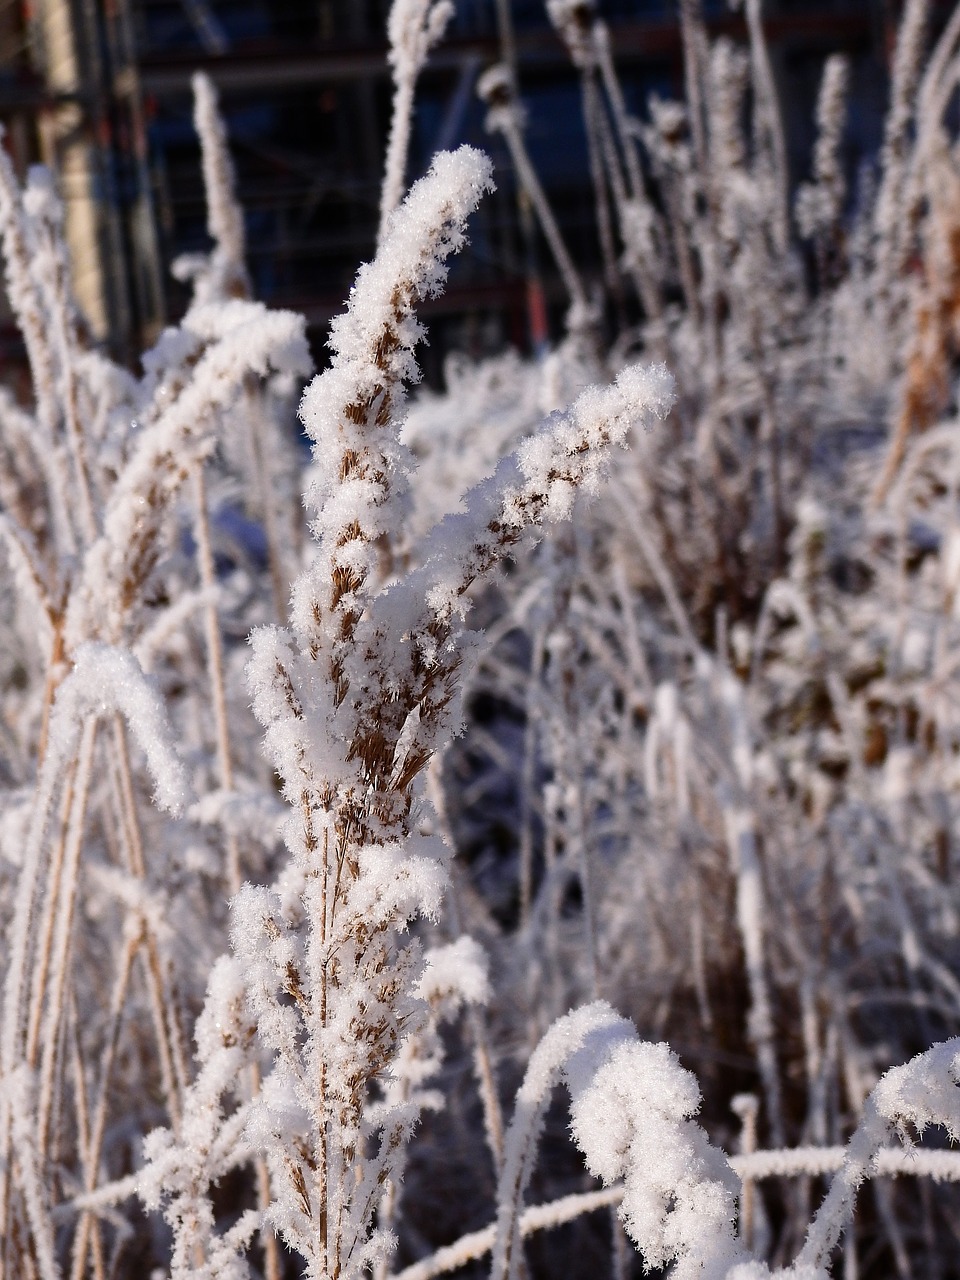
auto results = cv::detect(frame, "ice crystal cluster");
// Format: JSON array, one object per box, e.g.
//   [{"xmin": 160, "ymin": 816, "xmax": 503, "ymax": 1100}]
[{"xmin": 1, "ymin": 2, "xmax": 960, "ymax": 1279}]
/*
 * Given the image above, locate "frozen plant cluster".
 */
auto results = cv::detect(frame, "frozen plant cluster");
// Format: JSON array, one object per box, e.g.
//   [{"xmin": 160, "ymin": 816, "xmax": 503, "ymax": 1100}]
[{"xmin": 0, "ymin": 2, "xmax": 959, "ymax": 1279}]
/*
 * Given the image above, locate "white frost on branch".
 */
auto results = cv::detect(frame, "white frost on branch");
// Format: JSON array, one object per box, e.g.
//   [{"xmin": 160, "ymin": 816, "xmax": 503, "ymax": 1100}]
[
  {"xmin": 796, "ymin": 55, "xmax": 849, "ymax": 242},
  {"xmin": 68, "ymin": 301, "xmax": 310, "ymax": 646},
  {"xmin": 173, "ymin": 72, "xmax": 250, "ymax": 304},
  {"xmin": 491, "ymin": 1001, "xmax": 744, "ymax": 1280},
  {"xmin": 791, "ymin": 1038, "xmax": 960, "ymax": 1275},
  {"xmin": 139, "ymin": 955, "xmax": 260, "ymax": 1280},
  {"xmin": 379, "ymin": 0, "xmax": 456, "ymax": 235},
  {"xmin": 408, "ymin": 361, "xmax": 675, "ymax": 628},
  {"xmin": 46, "ymin": 642, "xmax": 190, "ymax": 815}
]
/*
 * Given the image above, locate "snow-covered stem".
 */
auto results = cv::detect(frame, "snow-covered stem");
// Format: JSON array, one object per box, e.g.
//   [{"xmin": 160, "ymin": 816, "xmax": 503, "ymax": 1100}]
[
  {"xmin": 28, "ymin": 170, "xmax": 98, "ymax": 545},
  {"xmin": 66, "ymin": 302, "xmax": 310, "ymax": 648},
  {"xmin": 872, "ymin": 127, "xmax": 960, "ymax": 505},
  {"xmin": 69, "ymin": 930, "xmax": 138, "ymax": 1280},
  {"xmin": 189, "ymin": 72, "xmax": 250, "ymax": 301},
  {"xmin": 743, "ymin": 0, "xmax": 790, "ymax": 254},
  {"xmin": 190, "ymin": 74, "xmax": 302, "ymax": 618},
  {"xmin": 393, "ymin": 1187, "xmax": 624, "ymax": 1280},
  {"xmin": 732, "ymin": 1094, "xmax": 759, "ymax": 1250},
  {"xmin": 581, "ymin": 70, "xmax": 622, "ymax": 306},
  {"xmin": 379, "ymin": 0, "xmax": 455, "ymax": 240},
  {"xmin": 107, "ymin": 715, "xmax": 189, "ymax": 1123},
  {"xmin": 243, "ymin": 377, "xmax": 296, "ymax": 620},
  {"xmin": 9, "ymin": 1068, "xmax": 60, "ymax": 1280},
  {"xmin": 875, "ymin": 0, "xmax": 931, "ymax": 283},
  {"xmin": 545, "ymin": 4, "xmax": 643, "ymax": 327},
  {"xmin": 730, "ymin": 1146, "xmax": 960, "ymax": 1183},
  {"xmin": 677, "ymin": 0, "xmax": 709, "ymax": 176},
  {"xmin": 192, "ymin": 463, "xmax": 241, "ymax": 891},
  {"xmin": 468, "ymin": 1002, "xmax": 506, "ymax": 1170},
  {"xmin": 492, "ymin": 1001, "xmax": 744, "ymax": 1280},
  {"xmin": 425, "ymin": 767, "xmax": 506, "ymax": 1171},
  {"xmin": 0, "ymin": 145, "xmax": 77, "ymax": 557},
  {"xmin": 35, "ymin": 715, "xmax": 98, "ymax": 1159},
  {"xmin": 724, "ymin": 803, "xmax": 783, "ymax": 1148},
  {"xmin": 915, "ymin": 2, "xmax": 960, "ymax": 141},
  {"xmin": 0, "ymin": 635, "xmax": 201, "ymax": 1265},
  {"xmin": 592, "ymin": 19, "xmax": 644, "ymax": 205},
  {"xmin": 796, "ymin": 55, "xmax": 849, "ymax": 252},
  {"xmin": 373, "ymin": 937, "xmax": 491, "ymax": 1280},
  {"xmin": 1, "ymin": 644, "xmax": 189, "ymax": 1181},
  {"xmin": 708, "ymin": 39, "xmax": 750, "ymax": 198},
  {"xmin": 796, "ymin": 1039, "xmax": 960, "ymax": 1271},
  {"xmin": 589, "ymin": 21, "xmax": 664, "ymax": 324},
  {"xmin": 490, "ymin": 1002, "xmax": 621, "ymax": 1280},
  {"xmin": 478, "ymin": 65, "xmax": 591, "ymax": 330},
  {"xmin": 192, "ymin": 453, "xmax": 283, "ymax": 1272}
]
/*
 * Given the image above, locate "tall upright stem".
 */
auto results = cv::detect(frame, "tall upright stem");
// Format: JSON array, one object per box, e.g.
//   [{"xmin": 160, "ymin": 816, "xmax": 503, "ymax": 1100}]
[
  {"xmin": 380, "ymin": 73, "xmax": 417, "ymax": 241},
  {"xmin": 678, "ymin": 0, "xmax": 709, "ymax": 177},
  {"xmin": 35, "ymin": 718, "xmax": 96, "ymax": 1159},
  {"xmin": 110, "ymin": 716, "xmax": 185, "ymax": 1129},
  {"xmin": 192, "ymin": 464, "xmax": 241, "ymax": 889},
  {"xmin": 744, "ymin": 0, "xmax": 790, "ymax": 254},
  {"xmin": 497, "ymin": 115, "xmax": 589, "ymax": 321}
]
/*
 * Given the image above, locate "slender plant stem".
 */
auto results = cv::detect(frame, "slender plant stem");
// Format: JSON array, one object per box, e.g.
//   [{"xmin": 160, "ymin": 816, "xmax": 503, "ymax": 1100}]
[
  {"xmin": 192, "ymin": 463, "xmax": 242, "ymax": 889},
  {"xmin": 25, "ymin": 765, "xmax": 76, "ymax": 1070},
  {"xmin": 110, "ymin": 716, "xmax": 185, "ymax": 1129},
  {"xmin": 36, "ymin": 716, "xmax": 97, "ymax": 1159}
]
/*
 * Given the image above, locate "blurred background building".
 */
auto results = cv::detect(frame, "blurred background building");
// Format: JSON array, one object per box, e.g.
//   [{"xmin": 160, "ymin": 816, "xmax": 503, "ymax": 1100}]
[{"xmin": 0, "ymin": 0, "xmax": 951, "ymax": 378}]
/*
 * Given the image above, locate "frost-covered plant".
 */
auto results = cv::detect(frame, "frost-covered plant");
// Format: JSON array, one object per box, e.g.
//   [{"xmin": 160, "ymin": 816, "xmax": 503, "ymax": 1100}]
[
  {"xmin": 138, "ymin": 142, "xmax": 674, "ymax": 1278},
  {"xmin": 402, "ymin": 0, "xmax": 960, "ymax": 1271},
  {"xmin": 0, "ymin": 82, "xmax": 310, "ymax": 1275},
  {"xmin": 5, "ymin": 1, "xmax": 960, "ymax": 1277},
  {"xmin": 380, "ymin": 0, "xmax": 456, "ymax": 239}
]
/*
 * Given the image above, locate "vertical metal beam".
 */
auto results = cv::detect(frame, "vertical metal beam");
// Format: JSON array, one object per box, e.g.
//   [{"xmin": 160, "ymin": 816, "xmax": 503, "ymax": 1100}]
[{"xmin": 35, "ymin": 0, "xmax": 109, "ymax": 338}]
